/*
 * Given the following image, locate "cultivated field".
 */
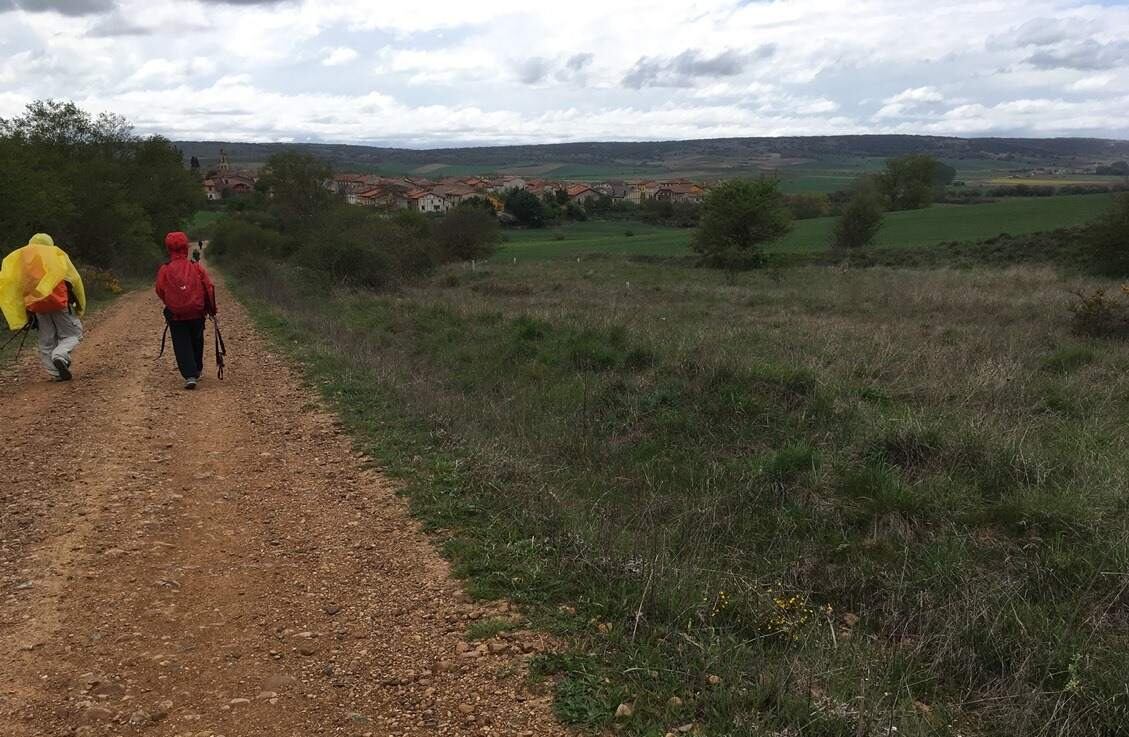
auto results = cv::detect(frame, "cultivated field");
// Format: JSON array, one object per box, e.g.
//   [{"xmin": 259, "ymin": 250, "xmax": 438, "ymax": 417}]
[
  {"xmin": 498, "ymin": 193, "xmax": 1115, "ymax": 261},
  {"xmin": 230, "ymin": 249, "xmax": 1129, "ymax": 736}
]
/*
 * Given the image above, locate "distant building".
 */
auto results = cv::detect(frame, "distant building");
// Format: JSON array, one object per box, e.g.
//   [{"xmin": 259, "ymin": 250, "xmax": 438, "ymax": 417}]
[
  {"xmin": 654, "ymin": 181, "xmax": 705, "ymax": 204},
  {"xmin": 202, "ymin": 148, "xmax": 257, "ymax": 199},
  {"xmin": 565, "ymin": 183, "xmax": 598, "ymax": 204},
  {"xmin": 489, "ymin": 176, "xmax": 527, "ymax": 193},
  {"xmin": 403, "ymin": 189, "xmax": 446, "ymax": 213},
  {"xmin": 594, "ymin": 180, "xmax": 628, "ymax": 200},
  {"xmin": 431, "ymin": 183, "xmax": 480, "ymax": 210},
  {"xmin": 203, "ymin": 173, "xmax": 255, "ymax": 200}
]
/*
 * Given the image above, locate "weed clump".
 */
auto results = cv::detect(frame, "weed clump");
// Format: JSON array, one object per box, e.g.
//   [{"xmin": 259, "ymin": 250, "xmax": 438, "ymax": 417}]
[{"xmin": 1068, "ymin": 287, "xmax": 1129, "ymax": 337}]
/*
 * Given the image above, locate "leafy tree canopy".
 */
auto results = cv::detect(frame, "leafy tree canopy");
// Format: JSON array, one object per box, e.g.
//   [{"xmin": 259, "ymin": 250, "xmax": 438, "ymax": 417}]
[
  {"xmin": 877, "ymin": 154, "xmax": 947, "ymax": 210},
  {"xmin": 0, "ymin": 100, "xmax": 203, "ymax": 274},
  {"xmin": 504, "ymin": 189, "xmax": 546, "ymax": 228},
  {"xmin": 692, "ymin": 178, "xmax": 791, "ymax": 269}
]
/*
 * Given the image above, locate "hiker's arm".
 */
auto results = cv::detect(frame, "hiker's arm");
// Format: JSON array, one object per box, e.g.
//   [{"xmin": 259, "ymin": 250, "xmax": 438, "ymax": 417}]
[{"xmin": 61, "ymin": 251, "xmax": 86, "ymax": 316}]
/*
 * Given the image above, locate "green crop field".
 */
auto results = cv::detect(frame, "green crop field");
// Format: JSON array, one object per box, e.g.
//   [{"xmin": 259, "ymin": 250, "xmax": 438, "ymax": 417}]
[
  {"xmin": 776, "ymin": 192, "xmax": 1115, "ymax": 252},
  {"xmin": 496, "ymin": 193, "xmax": 1115, "ymax": 261}
]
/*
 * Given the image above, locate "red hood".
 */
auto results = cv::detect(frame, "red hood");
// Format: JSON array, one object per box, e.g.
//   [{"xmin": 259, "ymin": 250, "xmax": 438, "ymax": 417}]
[{"xmin": 165, "ymin": 231, "xmax": 189, "ymax": 259}]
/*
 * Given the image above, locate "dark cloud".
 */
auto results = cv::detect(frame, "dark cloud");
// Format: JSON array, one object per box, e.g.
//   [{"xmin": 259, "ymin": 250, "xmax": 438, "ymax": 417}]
[
  {"xmin": 565, "ymin": 52, "xmax": 593, "ymax": 71},
  {"xmin": 517, "ymin": 56, "xmax": 551, "ymax": 85},
  {"xmin": 4, "ymin": 0, "xmax": 115, "ymax": 15},
  {"xmin": 1026, "ymin": 39, "xmax": 1129, "ymax": 70},
  {"xmin": 623, "ymin": 47, "xmax": 768, "ymax": 89}
]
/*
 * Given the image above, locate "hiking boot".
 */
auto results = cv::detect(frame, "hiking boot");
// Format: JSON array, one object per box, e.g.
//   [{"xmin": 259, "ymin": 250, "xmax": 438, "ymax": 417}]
[
  {"xmin": 185, "ymin": 377, "xmax": 198, "ymax": 390},
  {"xmin": 53, "ymin": 358, "xmax": 72, "ymax": 381}
]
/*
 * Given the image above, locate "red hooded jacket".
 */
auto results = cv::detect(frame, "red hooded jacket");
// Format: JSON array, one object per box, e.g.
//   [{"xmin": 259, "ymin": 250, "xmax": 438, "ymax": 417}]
[{"xmin": 155, "ymin": 232, "xmax": 217, "ymax": 321}]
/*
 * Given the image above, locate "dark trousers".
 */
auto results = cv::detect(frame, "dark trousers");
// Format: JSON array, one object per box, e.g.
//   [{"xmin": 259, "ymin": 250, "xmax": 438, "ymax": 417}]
[{"xmin": 165, "ymin": 309, "xmax": 205, "ymax": 379}]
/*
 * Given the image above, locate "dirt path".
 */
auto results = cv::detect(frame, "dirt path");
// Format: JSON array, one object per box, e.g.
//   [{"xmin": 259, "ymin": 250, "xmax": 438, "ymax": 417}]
[{"xmin": 0, "ymin": 282, "xmax": 567, "ymax": 736}]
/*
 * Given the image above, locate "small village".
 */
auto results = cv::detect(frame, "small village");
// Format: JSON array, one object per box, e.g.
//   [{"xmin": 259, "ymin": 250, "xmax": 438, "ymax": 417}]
[{"xmin": 201, "ymin": 150, "xmax": 709, "ymax": 212}]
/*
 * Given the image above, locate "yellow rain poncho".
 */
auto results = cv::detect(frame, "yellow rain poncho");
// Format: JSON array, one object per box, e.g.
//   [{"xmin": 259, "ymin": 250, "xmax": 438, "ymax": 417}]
[{"xmin": 0, "ymin": 234, "xmax": 86, "ymax": 331}]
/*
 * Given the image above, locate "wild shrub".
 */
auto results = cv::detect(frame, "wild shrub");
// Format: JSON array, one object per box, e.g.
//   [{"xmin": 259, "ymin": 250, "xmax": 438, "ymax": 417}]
[
  {"xmin": 564, "ymin": 202, "xmax": 588, "ymax": 221},
  {"xmin": 1068, "ymin": 288, "xmax": 1129, "ymax": 337},
  {"xmin": 78, "ymin": 265, "xmax": 123, "ymax": 303},
  {"xmin": 431, "ymin": 206, "xmax": 499, "ymax": 261},
  {"xmin": 210, "ymin": 217, "xmax": 293, "ymax": 273},
  {"xmin": 831, "ymin": 184, "xmax": 884, "ymax": 250}
]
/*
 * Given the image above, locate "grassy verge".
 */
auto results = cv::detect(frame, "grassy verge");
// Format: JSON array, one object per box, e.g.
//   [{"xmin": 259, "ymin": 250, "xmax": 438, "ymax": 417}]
[{"xmin": 228, "ymin": 257, "xmax": 1129, "ymax": 736}]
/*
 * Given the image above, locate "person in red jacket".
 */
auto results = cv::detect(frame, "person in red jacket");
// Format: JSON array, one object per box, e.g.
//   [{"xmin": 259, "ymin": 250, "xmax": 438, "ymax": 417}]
[{"xmin": 155, "ymin": 232, "xmax": 217, "ymax": 390}]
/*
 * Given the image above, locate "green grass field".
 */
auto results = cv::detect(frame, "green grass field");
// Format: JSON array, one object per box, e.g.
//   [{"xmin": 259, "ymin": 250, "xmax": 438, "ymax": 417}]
[
  {"xmin": 230, "ymin": 252, "xmax": 1129, "ymax": 737},
  {"xmin": 496, "ymin": 193, "xmax": 1115, "ymax": 261}
]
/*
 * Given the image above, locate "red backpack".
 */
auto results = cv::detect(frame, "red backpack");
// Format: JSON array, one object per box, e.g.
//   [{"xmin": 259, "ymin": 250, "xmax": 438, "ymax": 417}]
[{"xmin": 160, "ymin": 260, "xmax": 207, "ymax": 320}]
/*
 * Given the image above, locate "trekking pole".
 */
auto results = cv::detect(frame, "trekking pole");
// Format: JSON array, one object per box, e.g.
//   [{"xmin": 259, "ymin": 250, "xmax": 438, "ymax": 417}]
[
  {"xmin": 1, "ymin": 323, "xmax": 32, "ymax": 356},
  {"xmin": 210, "ymin": 314, "xmax": 227, "ymax": 379},
  {"xmin": 14, "ymin": 324, "xmax": 31, "ymax": 360}
]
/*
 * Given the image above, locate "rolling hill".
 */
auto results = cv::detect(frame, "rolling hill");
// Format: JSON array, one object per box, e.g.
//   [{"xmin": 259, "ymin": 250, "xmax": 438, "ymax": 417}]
[{"xmin": 176, "ymin": 134, "xmax": 1129, "ymax": 182}]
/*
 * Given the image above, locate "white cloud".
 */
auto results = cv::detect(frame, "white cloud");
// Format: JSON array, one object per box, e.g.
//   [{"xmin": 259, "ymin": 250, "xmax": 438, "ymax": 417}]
[
  {"xmin": 886, "ymin": 87, "xmax": 944, "ymax": 105},
  {"xmin": 321, "ymin": 46, "xmax": 357, "ymax": 66},
  {"xmin": 0, "ymin": 0, "xmax": 1126, "ymax": 144}
]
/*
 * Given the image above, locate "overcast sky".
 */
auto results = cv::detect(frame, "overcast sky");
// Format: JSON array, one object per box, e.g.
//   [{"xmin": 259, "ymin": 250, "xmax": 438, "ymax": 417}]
[{"xmin": 1, "ymin": 0, "xmax": 1127, "ymax": 147}]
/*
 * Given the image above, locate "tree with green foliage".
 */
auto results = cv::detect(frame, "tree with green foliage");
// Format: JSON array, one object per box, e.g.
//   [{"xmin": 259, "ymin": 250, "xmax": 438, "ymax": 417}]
[
  {"xmin": 784, "ymin": 192, "xmax": 830, "ymax": 220},
  {"xmin": 692, "ymin": 178, "xmax": 791, "ymax": 269},
  {"xmin": 934, "ymin": 160, "xmax": 957, "ymax": 187},
  {"xmin": 564, "ymin": 201, "xmax": 588, "ymax": 221},
  {"xmin": 877, "ymin": 154, "xmax": 946, "ymax": 210},
  {"xmin": 0, "ymin": 100, "xmax": 203, "ymax": 274},
  {"xmin": 259, "ymin": 150, "xmax": 333, "ymax": 233},
  {"xmin": 458, "ymin": 196, "xmax": 497, "ymax": 215},
  {"xmin": 432, "ymin": 207, "xmax": 500, "ymax": 261},
  {"xmin": 832, "ymin": 182, "xmax": 885, "ymax": 250},
  {"xmin": 1090, "ymin": 192, "xmax": 1129, "ymax": 277},
  {"xmin": 504, "ymin": 189, "xmax": 545, "ymax": 228}
]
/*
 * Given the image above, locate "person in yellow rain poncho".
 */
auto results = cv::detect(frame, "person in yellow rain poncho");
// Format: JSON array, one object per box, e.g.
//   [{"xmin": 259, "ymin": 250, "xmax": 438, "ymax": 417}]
[{"xmin": 0, "ymin": 234, "xmax": 87, "ymax": 381}]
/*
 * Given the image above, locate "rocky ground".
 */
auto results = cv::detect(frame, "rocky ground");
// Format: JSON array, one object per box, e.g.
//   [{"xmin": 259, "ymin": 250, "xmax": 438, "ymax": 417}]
[{"xmin": 0, "ymin": 282, "xmax": 567, "ymax": 737}]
